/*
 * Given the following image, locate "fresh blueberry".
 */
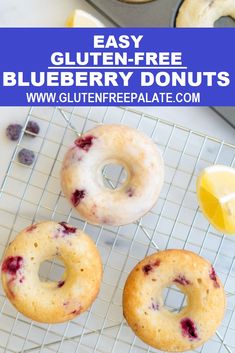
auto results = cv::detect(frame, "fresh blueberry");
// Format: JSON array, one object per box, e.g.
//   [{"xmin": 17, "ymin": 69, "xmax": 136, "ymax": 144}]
[
  {"xmin": 6, "ymin": 124, "xmax": 22, "ymax": 141},
  {"xmin": 18, "ymin": 148, "xmax": 35, "ymax": 166},
  {"xmin": 25, "ymin": 121, "xmax": 40, "ymax": 137}
]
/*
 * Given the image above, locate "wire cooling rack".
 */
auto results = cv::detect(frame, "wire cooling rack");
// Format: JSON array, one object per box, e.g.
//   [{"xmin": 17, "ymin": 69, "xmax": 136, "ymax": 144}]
[{"xmin": 0, "ymin": 106, "xmax": 235, "ymax": 353}]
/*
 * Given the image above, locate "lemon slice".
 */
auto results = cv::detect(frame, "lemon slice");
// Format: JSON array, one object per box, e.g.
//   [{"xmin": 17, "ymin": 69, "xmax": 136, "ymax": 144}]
[
  {"xmin": 197, "ymin": 165, "xmax": 235, "ymax": 234},
  {"xmin": 66, "ymin": 9, "xmax": 104, "ymax": 28}
]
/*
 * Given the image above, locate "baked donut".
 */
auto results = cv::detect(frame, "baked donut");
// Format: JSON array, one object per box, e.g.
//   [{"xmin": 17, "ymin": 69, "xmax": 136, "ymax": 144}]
[
  {"xmin": 123, "ymin": 249, "xmax": 226, "ymax": 352},
  {"xmin": 176, "ymin": 0, "xmax": 235, "ymax": 27},
  {"xmin": 119, "ymin": 0, "xmax": 153, "ymax": 3},
  {"xmin": 1, "ymin": 221, "xmax": 102, "ymax": 323},
  {"xmin": 61, "ymin": 124, "xmax": 164, "ymax": 226}
]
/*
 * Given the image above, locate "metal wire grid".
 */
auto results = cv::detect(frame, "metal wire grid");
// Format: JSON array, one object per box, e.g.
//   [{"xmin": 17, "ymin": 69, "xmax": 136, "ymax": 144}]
[{"xmin": 0, "ymin": 106, "xmax": 235, "ymax": 353}]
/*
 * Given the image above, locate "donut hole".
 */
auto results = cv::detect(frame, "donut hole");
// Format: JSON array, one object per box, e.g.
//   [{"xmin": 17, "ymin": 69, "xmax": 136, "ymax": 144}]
[
  {"xmin": 163, "ymin": 285, "xmax": 187, "ymax": 313},
  {"xmin": 214, "ymin": 16, "xmax": 235, "ymax": 27},
  {"xmin": 38, "ymin": 257, "xmax": 65, "ymax": 283},
  {"xmin": 102, "ymin": 163, "xmax": 128, "ymax": 190}
]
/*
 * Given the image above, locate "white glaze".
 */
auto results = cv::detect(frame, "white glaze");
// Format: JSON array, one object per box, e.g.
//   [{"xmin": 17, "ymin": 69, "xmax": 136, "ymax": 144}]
[
  {"xmin": 176, "ymin": 0, "xmax": 235, "ymax": 27},
  {"xmin": 61, "ymin": 124, "xmax": 164, "ymax": 226}
]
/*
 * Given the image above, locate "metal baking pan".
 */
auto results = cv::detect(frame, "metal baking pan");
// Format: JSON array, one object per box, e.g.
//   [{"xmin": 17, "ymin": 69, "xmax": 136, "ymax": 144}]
[
  {"xmin": 86, "ymin": 0, "xmax": 235, "ymax": 27},
  {"xmin": 86, "ymin": 0, "xmax": 181, "ymax": 27},
  {"xmin": 212, "ymin": 107, "xmax": 235, "ymax": 129}
]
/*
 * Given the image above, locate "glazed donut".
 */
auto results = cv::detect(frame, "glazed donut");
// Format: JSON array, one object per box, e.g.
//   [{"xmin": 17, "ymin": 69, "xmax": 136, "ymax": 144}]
[
  {"xmin": 119, "ymin": 0, "xmax": 153, "ymax": 3},
  {"xmin": 176, "ymin": 0, "xmax": 235, "ymax": 27},
  {"xmin": 1, "ymin": 221, "xmax": 102, "ymax": 323},
  {"xmin": 123, "ymin": 249, "xmax": 226, "ymax": 352},
  {"xmin": 61, "ymin": 124, "xmax": 164, "ymax": 226}
]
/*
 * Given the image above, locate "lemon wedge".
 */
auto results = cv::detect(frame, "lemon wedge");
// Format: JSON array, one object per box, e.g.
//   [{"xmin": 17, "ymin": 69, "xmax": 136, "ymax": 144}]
[
  {"xmin": 66, "ymin": 9, "xmax": 104, "ymax": 28},
  {"xmin": 196, "ymin": 165, "xmax": 235, "ymax": 234}
]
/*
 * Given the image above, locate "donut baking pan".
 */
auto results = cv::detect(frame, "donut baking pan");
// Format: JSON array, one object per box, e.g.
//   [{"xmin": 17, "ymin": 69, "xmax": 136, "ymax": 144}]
[
  {"xmin": 85, "ymin": 0, "xmax": 235, "ymax": 27},
  {"xmin": 0, "ymin": 107, "xmax": 235, "ymax": 353},
  {"xmin": 85, "ymin": 0, "xmax": 181, "ymax": 27}
]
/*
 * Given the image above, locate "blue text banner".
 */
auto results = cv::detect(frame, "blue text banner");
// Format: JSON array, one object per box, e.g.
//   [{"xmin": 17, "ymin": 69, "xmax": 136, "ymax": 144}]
[{"xmin": 0, "ymin": 28, "xmax": 234, "ymax": 106}]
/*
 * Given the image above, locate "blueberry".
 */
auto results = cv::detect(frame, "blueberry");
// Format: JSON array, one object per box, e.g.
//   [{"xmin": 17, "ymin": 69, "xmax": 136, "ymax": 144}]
[
  {"xmin": 18, "ymin": 148, "xmax": 35, "ymax": 166},
  {"xmin": 25, "ymin": 121, "xmax": 40, "ymax": 137},
  {"xmin": 6, "ymin": 124, "xmax": 22, "ymax": 141}
]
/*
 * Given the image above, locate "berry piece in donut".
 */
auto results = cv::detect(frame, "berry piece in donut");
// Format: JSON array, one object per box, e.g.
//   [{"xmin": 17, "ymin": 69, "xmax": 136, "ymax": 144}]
[
  {"xmin": 74, "ymin": 135, "xmax": 96, "ymax": 152},
  {"xmin": 59, "ymin": 222, "xmax": 77, "ymax": 235},
  {"xmin": 70, "ymin": 307, "xmax": 82, "ymax": 315},
  {"xmin": 173, "ymin": 275, "xmax": 191, "ymax": 286},
  {"xmin": 180, "ymin": 318, "xmax": 198, "ymax": 340},
  {"xmin": 149, "ymin": 298, "xmax": 159, "ymax": 311},
  {"xmin": 57, "ymin": 280, "xmax": 65, "ymax": 288},
  {"xmin": 26, "ymin": 224, "xmax": 37, "ymax": 232},
  {"xmin": 2, "ymin": 256, "xmax": 23, "ymax": 275},
  {"xmin": 142, "ymin": 259, "xmax": 160, "ymax": 275},
  {"xmin": 126, "ymin": 187, "xmax": 134, "ymax": 197},
  {"xmin": 54, "ymin": 222, "xmax": 78, "ymax": 238},
  {"xmin": 71, "ymin": 189, "xmax": 86, "ymax": 207},
  {"xmin": 209, "ymin": 266, "xmax": 220, "ymax": 288},
  {"xmin": 2, "ymin": 256, "xmax": 24, "ymax": 298}
]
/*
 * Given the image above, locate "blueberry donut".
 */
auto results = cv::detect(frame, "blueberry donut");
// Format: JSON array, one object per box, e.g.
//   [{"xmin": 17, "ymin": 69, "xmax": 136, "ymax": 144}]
[
  {"xmin": 61, "ymin": 124, "xmax": 164, "ymax": 226},
  {"xmin": 123, "ymin": 249, "xmax": 226, "ymax": 352},
  {"xmin": 1, "ymin": 221, "xmax": 102, "ymax": 323},
  {"xmin": 176, "ymin": 0, "xmax": 235, "ymax": 27}
]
